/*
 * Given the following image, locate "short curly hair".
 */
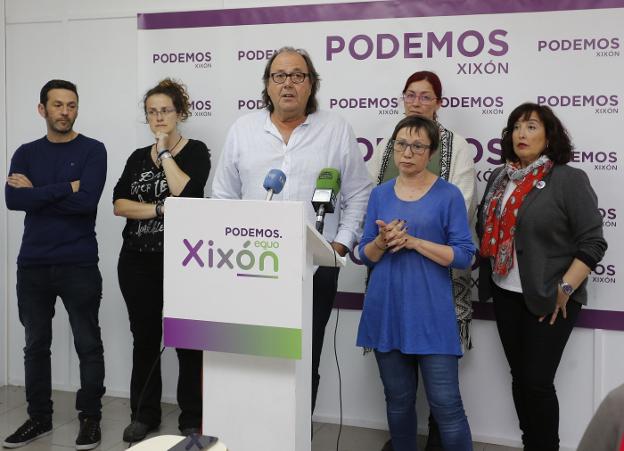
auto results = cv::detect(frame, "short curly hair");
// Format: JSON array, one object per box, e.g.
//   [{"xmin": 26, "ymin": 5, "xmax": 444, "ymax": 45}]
[{"xmin": 143, "ymin": 78, "xmax": 191, "ymax": 122}]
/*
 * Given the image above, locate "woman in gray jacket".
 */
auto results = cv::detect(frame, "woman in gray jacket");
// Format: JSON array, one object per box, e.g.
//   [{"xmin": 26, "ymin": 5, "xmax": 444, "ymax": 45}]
[{"xmin": 477, "ymin": 103, "xmax": 607, "ymax": 451}]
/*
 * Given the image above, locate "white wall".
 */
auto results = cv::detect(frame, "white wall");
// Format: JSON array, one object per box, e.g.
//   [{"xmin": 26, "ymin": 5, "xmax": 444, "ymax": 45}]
[
  {"xmin": 3, "ymin": 0, "xmax": 226, "ymax": 401},
  {"xmin": 3, "ymin": 1, "xmax": 624, "ymax": 450},
  {"xmin": 1, "ymin": 0, "xmax": 378, "ymax": 404}
]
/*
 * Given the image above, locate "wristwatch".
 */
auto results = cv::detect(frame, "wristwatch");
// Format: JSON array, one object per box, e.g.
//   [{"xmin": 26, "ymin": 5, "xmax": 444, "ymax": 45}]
[{"xmin": 558, "ymin": 280, "xmax": 574, "ymax": 296}]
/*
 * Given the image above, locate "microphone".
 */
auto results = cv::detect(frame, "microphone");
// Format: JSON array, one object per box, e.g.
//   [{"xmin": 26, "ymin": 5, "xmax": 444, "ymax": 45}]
[
  {"xmin": 311, "ymin": 168, "xmax": 341, "ymax": 234},
  {"xmin": 263, "ymin": 169, "xmax": 286, "ymax": 201}
]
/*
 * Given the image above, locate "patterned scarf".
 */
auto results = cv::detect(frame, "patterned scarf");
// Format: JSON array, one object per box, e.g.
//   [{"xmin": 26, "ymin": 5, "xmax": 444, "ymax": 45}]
[{"xmin": 480, "ymin": 155, "xmax": 553, "ymax": 275}]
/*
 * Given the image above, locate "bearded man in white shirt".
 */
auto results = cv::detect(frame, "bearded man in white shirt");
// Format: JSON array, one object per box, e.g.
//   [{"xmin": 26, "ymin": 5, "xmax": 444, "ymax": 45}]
[{"xmin": 212, "ymin": 46, "xmax": 372, "ymax": 414}]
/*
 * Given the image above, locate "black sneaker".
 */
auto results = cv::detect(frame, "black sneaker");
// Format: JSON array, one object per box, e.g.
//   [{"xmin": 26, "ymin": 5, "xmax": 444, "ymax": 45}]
[
  {"xmin": 122, "ymin": 421, "xmax": 158, "ymax": 443},
  {"xmin": 75, "ymin": 418, "xmax": 101, "ymax": 450},
  {"xmin": 2, "ymin": 418, "xmax": 52, "ymax": 448}
]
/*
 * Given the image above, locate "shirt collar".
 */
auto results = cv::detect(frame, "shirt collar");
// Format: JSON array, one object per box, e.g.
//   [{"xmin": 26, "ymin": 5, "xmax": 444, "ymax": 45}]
[{"xmin": 263, "ymin": 109, "xmax": 313, "ymax": 136}]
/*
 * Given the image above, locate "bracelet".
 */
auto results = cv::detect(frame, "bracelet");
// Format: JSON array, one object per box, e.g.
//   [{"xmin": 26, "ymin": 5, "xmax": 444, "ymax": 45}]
[
  {"xmin": 373, "ymin": 238, "xmax": 386, "ymax": 251},
  {"xmin": 158, "ymin": 151, "xmax": 173, "ymax": 163},
  {"xmin": 155, "ymin": 203, "xmax": 164, "ymax": 217},
  {"xmin": 157, "ymin": 149, "xmax": 170, "ymax": 159}
]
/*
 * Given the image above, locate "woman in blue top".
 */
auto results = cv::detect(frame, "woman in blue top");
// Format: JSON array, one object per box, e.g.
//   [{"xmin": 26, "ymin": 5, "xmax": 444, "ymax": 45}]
[{"xmin": 357, "ymin": 116, "xmax": 475, "ymax": 451}]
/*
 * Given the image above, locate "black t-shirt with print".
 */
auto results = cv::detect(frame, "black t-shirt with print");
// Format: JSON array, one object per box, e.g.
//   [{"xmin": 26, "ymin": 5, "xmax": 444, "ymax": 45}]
[{"xmin": 113, "ymin": 139, "xmax": 211, "ymax": 253}]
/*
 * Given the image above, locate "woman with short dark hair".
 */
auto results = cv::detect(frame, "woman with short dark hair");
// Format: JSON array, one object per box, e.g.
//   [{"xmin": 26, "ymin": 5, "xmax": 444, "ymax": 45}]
[
  {"xmin": 369, "ymin": 70, "xmax": 476, "ymax": 451},
  {"xmin": 477, "ymin": 102, "xmax": 607, "ymax": 450},
  {"xmin": 358, "ymin": 115, "xmax": 475, "ymax": 451}
]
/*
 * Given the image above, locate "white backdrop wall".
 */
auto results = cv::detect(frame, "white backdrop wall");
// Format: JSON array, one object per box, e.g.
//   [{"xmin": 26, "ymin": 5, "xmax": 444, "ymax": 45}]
[
  {"xmin": 2, "ymin": 1, "xmax": 624, "ymax": 450},
  {"xmin": 137, "ymin": 4, "xmax": 624, "ymax": 450},
  {"xmin": 1, "ymin": 0, "xmax": 378, "ymax": 411}
]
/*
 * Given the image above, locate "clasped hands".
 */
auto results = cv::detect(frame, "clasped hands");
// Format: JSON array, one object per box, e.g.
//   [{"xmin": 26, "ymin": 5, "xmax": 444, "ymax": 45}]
[{"xmin": 374, "ymin": 219, "xmax": 415, "ymax": 253}]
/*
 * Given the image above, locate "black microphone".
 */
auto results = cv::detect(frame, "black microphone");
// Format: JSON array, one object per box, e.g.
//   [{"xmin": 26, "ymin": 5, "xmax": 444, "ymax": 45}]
[
  {"xmin": 311, "ymin": 168, "xmax": 341, "ymax": 234},
  {"xmin": 263, "ymin": 169, "xmax": 286, "ymax": 201}
]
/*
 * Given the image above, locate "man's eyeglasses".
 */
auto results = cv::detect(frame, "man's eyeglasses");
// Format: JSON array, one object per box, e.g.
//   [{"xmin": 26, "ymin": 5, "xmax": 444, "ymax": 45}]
[
  {"xmin": 401, "ymin": 93, "xmax": 437, "ymax": 105},
  {"xmin": 270, "ymin": 72, "xmax": 309, "ymax": 84},
  {"xmin": 146, "ymin": 108, "xmax": 177, "ymax": 118},
  {"xmin": 391, "ymin": 140, "xmax": 431, "ymax": 155}
]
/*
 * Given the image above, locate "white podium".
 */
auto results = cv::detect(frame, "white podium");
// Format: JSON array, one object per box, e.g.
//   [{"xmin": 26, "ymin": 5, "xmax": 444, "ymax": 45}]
[{"xmin": 163, "ymin": 198, "xmax": 344, "ymax": 451}]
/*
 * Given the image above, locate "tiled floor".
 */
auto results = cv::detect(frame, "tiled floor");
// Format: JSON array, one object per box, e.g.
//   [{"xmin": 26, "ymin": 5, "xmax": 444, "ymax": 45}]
[{"xmin": 0, "ymin": 386, "xmax": 520, "ymax": 450}]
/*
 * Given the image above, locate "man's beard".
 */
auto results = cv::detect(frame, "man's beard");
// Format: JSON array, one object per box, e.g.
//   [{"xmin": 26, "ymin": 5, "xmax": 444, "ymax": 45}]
[{"xmin": 48, "ymin": 117, "xmax": 75, "ymax": 134}]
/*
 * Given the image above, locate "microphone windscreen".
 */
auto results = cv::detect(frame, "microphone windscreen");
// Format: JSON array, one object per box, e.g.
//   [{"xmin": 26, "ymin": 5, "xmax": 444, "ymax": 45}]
[
  {"xmin": 315, "ymin": 168, "xmax": 341, "ymax": 194},
  {"xmin": 263, "ymin": 169, "xmax": 287, "ymax": 194}
]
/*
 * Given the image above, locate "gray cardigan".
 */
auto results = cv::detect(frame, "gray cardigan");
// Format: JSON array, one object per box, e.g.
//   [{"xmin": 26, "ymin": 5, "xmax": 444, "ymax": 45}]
[{"xmin": 477, "ymin": 164, "xmax": 607, "ymax": 316}]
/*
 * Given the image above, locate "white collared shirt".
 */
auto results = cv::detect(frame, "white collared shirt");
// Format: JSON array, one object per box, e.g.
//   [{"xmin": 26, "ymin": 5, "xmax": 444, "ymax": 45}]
[{"xmin": 212, "ymin": 109, "xmax": 373, "ymax": 250}]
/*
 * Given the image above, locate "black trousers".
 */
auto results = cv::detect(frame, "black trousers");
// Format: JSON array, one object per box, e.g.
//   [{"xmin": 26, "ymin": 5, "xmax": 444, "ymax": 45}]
[
  {"xmin": 311, "ymin": 266, "xmax": 340, "ymax": 413},
  {"xmin": 492, "ymin": 283, "xmax": 581, "ymax": 451},
  {"xmin": 17, "ymin": 265, "xmax": 105, "ymax": 421},
  {"xmin": 118, "ymin": 251, "xmax": 202, "ymax": 431}
]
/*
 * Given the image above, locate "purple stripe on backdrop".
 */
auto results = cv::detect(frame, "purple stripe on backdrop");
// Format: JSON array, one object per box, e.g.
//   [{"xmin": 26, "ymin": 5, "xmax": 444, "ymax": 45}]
[
  {"xmin": 336, "ymin": 292, "xmax": 624, "ymax": 331},
  {"xmin": 138, "ymin": 0, "xmax": 624, "ymax": 29}
]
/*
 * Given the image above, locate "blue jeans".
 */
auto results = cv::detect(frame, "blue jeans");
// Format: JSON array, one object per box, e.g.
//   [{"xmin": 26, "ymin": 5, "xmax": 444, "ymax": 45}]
[
  {"xmin": 374, "ymin": 350, "xmax": 472, "ymax": 451},
  {"xmin": 17, "ymin": 265, "xmax": 105, "ymax": 420}
]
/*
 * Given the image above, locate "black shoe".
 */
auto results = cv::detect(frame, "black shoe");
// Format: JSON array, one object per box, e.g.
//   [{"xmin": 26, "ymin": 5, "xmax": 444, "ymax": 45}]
[
  {"xmin": 122, "ymin": 421, "xmax": 158, "ymax": 443},
  {"xmin": 180, "ymin": 427, "xmax": 200, "ymax": 437},
  {"xmin": 3, "ymin": 418, "xmax": 53, "ymax": 448},
  {"xmin": 75, "ymin": 418, "xmax": 101, "ymax": 450},
  {"xmin": 381, "ymin": 439, "xmax": 393, "ymax": 451}
]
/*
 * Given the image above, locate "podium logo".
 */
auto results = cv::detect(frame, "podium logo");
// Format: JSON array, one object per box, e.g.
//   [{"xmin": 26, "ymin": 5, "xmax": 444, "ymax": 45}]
[{"xmin": 181, "ymin": 238, "xmax": 280, "ymax": 279}]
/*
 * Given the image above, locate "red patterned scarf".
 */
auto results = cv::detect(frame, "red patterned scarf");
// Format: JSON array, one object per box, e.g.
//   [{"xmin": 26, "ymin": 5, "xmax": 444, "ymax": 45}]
[{"xmin": 480, "ymin": 158, "xmax": 553, "ymax": 275}]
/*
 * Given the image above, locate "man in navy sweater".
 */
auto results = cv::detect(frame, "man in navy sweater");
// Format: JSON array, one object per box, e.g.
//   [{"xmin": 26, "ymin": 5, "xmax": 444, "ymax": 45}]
[{"xmin": 3, "ymin": 80, "xmax": 107, "ymax": 450}]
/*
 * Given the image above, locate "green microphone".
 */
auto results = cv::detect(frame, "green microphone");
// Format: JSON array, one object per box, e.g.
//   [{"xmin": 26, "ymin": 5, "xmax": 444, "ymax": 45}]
[{"xmin": 311, "ymin": 168, "xmax": 341, "ymax": 233}]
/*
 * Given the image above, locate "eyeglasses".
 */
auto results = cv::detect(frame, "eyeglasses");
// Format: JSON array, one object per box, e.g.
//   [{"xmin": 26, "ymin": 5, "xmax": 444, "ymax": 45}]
[
  {"xmin": 401, "ymin": 92, "xmax": 437, "ymax": 105},
  {"xmin": 146, "ymin": 108, "xmax": 177, "ymax": 118},
  {"xmin": 391, "ymin": 140, "xmax": 431, "ymax": 155},
  {"xmin": 270, "ymin": 72, "xmax": 309, "ymax": 84}
]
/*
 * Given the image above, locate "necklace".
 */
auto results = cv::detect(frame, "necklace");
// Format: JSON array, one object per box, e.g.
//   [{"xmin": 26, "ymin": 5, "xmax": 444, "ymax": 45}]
[{"xmin": 169, "ymin": 135, "xmax": 183, "ymax": 156}]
